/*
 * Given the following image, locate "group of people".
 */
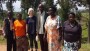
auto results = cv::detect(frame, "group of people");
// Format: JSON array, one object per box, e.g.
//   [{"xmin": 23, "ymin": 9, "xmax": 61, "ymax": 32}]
[{"xmin": 3, "ymin": 3, "xmax": 82, "ymax": 51}]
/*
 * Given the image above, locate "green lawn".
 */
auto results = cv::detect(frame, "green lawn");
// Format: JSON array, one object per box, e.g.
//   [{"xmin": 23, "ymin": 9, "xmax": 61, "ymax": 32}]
[
  {"xmin": 0, "ymin": 36, "xmax": 6, "ymax": 44},
  {"xmin": 79, "ymin": 12, "xmax": 90, "ymax": 51}
]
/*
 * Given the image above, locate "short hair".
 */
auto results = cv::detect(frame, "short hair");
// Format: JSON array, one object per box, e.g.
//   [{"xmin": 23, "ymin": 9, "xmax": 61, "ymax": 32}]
[
  {"xmin": 49, "ymin": 6, "xmax": 57, "ymax": 13},
  {"xmin": 7, "ymin": 11, "xmax": 12, "ymax": 16},
  {"xmin": 38, "ymin": 4, "xmax": 44, "ymax": 8},
  {"xmin": 68, "ymin": 12, "xmax": 76, "ymax": 17},
  {"xmin": 28, "ymin": 8, "xmax": 34, "ymax": 15},
  {"xmin": 17, "ymin": 13, "xmax": 22, "ymax": 17}
]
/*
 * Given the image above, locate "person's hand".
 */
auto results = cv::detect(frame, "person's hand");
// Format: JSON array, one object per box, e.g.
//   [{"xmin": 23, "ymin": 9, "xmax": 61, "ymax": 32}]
[
  {"xmin": 36, "ymin": 31, "xmax": 38, "ymax": 35},
  {"xmin": 78, "ymin": 40, "xmax": 81, "ymax": 49},
  {"xmin": 3, "ymin": 34, "xmax": 7, "ymax": 39},
  {"xmin": 13, "ymin": 35, "xmax": 16, "ymax": 40},
  {"xmin": 35, "ymin": 35, "xmax": 38, "ymax": 41},
  {"xmin": 2, "ymin": 30, "xmax": 7, "ymax": 38},
  {"xmin": 43, "ymin": 34, "xmax": 47, "ymax": 42}
]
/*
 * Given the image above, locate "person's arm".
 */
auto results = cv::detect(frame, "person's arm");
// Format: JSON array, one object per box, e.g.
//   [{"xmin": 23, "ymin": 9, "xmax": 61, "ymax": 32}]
[
  {"xmin": 11, "ymin": 19, "xmax": 16, "ymax": 39},
  {"xmin": 78, "ymin": 24, "xmax": 82, "ymax": 49},
  {"xmin": 36, "ymin": 13, "xmax": 39, "ymax": 35},
  {"xmin": 57, "ymin": 16, "xmax": 63, "ymax": 41},
  {"xmin": 44, "ymin": 17, "xmax": 48, "ymax": 40},
  {"xmin": 24, "ymin": 21, "xmax": 27, "ymax": 35},
  {"xmin": 26, "ymin": 24, "xmax": 28, "ymax": 34},
  {"xmin": 26, "ymin": 18, "xmax": 28, "ymax": 36},
  {"xmin": 3, "ymin": 20, "xmax": 6, "ymax": 37},
  {"xmin": 35, "ymin": 16, "xmax": 38, "ymax": 35},
  {"xmin": 13, "ymin": 21, "xmax": 16, "ymax": 39}
]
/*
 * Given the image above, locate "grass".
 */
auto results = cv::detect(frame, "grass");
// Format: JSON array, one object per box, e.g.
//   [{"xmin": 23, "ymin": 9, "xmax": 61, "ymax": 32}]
[
  {"xmin": 79, "ymin": 12, "xmax": 90, "ymax": 51},
  {"xmin": 0, "ymin": 36, "xmax": 6, "ymax": 44},
  {"xmin": 80, "ymin": 44, "xmax": 90, "ymax": 51}
]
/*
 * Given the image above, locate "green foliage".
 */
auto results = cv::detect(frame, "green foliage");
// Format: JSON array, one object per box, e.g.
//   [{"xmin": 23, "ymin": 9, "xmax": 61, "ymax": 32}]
[
  {"xmin": 0, "ymin": 0, "xmax": 4, "ymax": 20},
  {"xmin": 6, "ymin": 1, "xmax": 13, "ymax": 12},
  {"xmin": 0, "ymin": 36, "xmax": 6, "ymax": 44},
  {"xmin": 6, "ymin": 0, "xmax": 17, "ymax": 11},
  {"xmin": 58, "ymin": 0, "xmax": 70, "ymax": 21},
  {"xmin": 21, "ymin": 0, "xmax": 40, "ymax": 19},
  {"xmin": 45, "ymin": 0, "xmax": 54, "ymax": 8},
  {"xmin": 80, "ymin": 44, "xmax": 90, "ymax": 51},
  {"xmin": 76, "ymin": 12, "xmax": 82, "ymax": 21}
]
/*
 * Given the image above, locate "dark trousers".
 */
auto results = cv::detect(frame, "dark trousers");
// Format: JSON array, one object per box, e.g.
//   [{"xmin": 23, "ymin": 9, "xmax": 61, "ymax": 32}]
[
  {"xmin": 29, "ymin": 34, "xmax": 38, "ymax": 49},
  {"xmin": 7, "ymin": 37, "xmax": 16, "ymax": 51},
  {"xmin": 38, "ymin": 34, "xmax": 48, "ymax": 51},
  {"xmin": 44, "ymin": 39, "xmax": 48, "ymax": 51}
]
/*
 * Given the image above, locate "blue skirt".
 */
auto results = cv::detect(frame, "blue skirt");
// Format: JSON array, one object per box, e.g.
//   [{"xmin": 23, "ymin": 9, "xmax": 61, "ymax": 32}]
[{"xmin": 63, "ymin": 40, "xmax": 79, "ymax": 51}]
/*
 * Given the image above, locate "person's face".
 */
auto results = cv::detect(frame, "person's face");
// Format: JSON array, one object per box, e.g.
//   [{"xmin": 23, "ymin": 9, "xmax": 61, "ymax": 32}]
[
  {"xmin": 8, "ymin": 13, "xmax": 12, "ymax": 18},
  {"xmin": 39, "ymin": 5, "xmax": 43, "ymax": 11},
  {"xmin": 17, "ymin": 14, "xmax": 22, "ymax": 20},
  {"xmin": 29, "ymin": 10, "xmax": 34, "ymax": 16},
  {"xmin": 68, "ymin": 14, "xmax": 75, "ymax": 22},
  {"xmin": 47, "ymin": 11, "xmax": 50, "ymax": 16},
  {"xmin": 48, "ymin": 8, "xmax": 55, "ymax": 16}
]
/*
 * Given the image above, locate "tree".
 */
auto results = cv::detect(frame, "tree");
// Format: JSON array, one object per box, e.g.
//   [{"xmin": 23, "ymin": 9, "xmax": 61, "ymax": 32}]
[
  {"xmin": 21, "ymin": 0, "xmax": 41, "ymax": 19},
  {"xmin": 45, "ymin": 0, "xmax": 54, "ymax": 8},
  {"xmin": 6, "ymin": 0, "xmax": 17, "ymax": 18},
  {"xmin": 0, "ymin": 0, "xmax": 5, "ymax": 20},
  {"xmin": 72, "ymin": 0, "xmax": 90, "ymax": 43},
  {"xmin": 6, "ymin": 0, "xmax": 13, "ymax": 13},
  {"xmin": 86, "ymin": 0, "xmax": 90, "ymax": 43},
  {"xmin": 69, "ymin": 0, "xmax": 90, "ymax": 43},
  {"xmin": 58, "ymin": 0, "xmax": 71, "ymax": 21}
]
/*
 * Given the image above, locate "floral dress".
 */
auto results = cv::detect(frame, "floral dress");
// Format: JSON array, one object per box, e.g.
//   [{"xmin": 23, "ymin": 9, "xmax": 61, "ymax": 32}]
[{"xmin": 45, "ymin": 16, "xmax": 61, "ymax": 51}]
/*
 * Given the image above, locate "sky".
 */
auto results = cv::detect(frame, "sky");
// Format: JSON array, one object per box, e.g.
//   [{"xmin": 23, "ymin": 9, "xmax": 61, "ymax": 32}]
[
  {"xmin": 2, "ymin": 1, "xmax": 21, "ymax": 12},
  {"xmin": 2, "ymin": 0, "xmax": 87, "ymax": 12}
]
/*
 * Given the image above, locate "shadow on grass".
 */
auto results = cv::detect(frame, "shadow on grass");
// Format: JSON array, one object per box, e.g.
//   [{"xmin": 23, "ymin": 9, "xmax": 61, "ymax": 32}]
[{"xmin": 81, "ymin": 37, "xmax": 88, "ymax": 44}]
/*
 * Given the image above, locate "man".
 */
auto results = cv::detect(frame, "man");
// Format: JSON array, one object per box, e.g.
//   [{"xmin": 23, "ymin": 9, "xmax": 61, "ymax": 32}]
[
  {"xmin": 37, "ymin": 4, "xmax": 48, "ymax": 51},
  {"xmin": 3, "ymin": 11, "xmax": 16, "ymax": 51}
]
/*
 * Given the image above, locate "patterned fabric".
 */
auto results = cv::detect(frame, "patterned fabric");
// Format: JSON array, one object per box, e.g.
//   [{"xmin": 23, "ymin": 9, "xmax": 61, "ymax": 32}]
[
  {"xmin": 16, "ymin": 36, "xmax": 29, "ymax": 51},
  {"xmin": 63, "ymin": 40, "xmax": 79, "ymax": 51},
  {"xmin": 45, "ymin": 16, "xmax": 61, "ymax": 51}
]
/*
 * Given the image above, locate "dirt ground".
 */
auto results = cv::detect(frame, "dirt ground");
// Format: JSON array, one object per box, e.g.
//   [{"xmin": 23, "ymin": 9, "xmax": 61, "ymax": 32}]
[
  {"xmin": 0, "ymin": 44, "xmax": 41, "ymax": 51},
  {"xmin": 0, "ymin": 44, "xmax": 6, "ymax": 51},
  {"xmin": 0, "ymin": 29, "xmax": 41, "ymax": 51}
]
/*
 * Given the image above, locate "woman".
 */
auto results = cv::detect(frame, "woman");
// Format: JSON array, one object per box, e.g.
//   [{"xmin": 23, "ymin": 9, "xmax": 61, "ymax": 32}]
[
  {"xmin": 13, "ymin": 13, "xmax": 28, "ymax": 51},
  {"xmin": 26, "ymin": 8, "xmax": 38, "ymax": 51},
  {"xmin": 44, "ymin": 6, "xmax": 62, "ymax": 51},
  {"xmin": 3, "ymin": 11, "xmax": 16, "ymax": 51},
  {"xmin": 63, "ymin": 12, "xmax": 82, "ymax": 51}
]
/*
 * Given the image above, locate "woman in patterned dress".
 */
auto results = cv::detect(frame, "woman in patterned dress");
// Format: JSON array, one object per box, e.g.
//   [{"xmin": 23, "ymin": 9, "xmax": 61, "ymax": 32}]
[{"xmin": 44, "ymin": 6, "xmax": 62, "ymax": 51}]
